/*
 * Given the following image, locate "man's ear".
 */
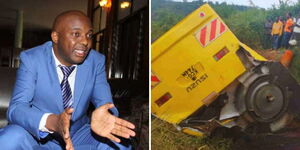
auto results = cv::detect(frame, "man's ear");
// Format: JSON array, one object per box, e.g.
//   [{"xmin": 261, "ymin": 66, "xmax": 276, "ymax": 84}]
[{"xmin": 51, "ymin": 31, "xmax": 59, "ymax": 44}]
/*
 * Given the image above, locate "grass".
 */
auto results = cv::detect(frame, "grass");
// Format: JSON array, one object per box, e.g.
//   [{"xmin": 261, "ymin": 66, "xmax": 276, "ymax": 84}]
[
  {"xmin": 151, "ymin": 117, "xmax": 232, "ymax": 150},
  {"xmin": 289, "ymin": 47, "xmax": 300, "ymax": 82}
]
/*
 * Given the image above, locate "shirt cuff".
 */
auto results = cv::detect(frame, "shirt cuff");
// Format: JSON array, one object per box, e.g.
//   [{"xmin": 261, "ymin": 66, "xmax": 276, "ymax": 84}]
[{"xmin": 39, "ymin": 113, "xmax": 54, "ymax": 134}]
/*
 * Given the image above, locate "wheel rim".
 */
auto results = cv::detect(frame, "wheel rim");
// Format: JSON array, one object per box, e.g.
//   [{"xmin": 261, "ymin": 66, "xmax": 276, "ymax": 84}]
[{"xmin": 246, "ymin": 76, "xmax": 288, "ymax": 123}]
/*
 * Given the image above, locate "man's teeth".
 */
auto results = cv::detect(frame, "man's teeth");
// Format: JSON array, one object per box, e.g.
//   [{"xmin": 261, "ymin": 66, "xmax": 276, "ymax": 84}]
[{"xmin": 75, "ymin": 50, "xmax": 85, "ymax": 54}]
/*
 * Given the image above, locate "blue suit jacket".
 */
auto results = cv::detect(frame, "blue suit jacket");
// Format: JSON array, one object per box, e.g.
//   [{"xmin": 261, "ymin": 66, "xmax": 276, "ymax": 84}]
[{"xmin": 7, "ymin": 41, "xmax": 118, "ymax": 140}]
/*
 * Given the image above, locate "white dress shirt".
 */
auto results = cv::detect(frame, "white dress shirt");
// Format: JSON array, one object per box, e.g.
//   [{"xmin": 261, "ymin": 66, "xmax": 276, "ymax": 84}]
[{"xmin": 38, "ymin": 48, "xmax": 77, "ymax": 133}]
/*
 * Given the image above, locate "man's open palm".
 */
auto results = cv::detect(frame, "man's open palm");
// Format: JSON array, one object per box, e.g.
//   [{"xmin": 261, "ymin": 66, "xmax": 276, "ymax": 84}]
[{"xmin": 91, "ymin": 103, "xmax": 136, "ymax": 143}]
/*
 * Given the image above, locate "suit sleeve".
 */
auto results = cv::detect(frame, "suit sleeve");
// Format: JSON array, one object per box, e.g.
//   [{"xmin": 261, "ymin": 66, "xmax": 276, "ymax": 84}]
[
  {"xmin": 7, "ymin": 52, "xmax": 44, "ymax": 139},
  {"xmin": 91, "ymin": 55, "xmax": 119, "ymax": 116}
]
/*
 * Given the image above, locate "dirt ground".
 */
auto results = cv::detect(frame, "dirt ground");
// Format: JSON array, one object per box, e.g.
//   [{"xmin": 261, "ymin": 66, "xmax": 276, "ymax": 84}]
[{"xmin": 255, "ymin": 49, "xmax": 283, "ymax": 61}]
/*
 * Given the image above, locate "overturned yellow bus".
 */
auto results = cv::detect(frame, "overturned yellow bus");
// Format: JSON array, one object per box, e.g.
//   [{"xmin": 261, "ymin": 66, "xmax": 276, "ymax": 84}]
[{"xmin": 151, "ymin": 4, "xmax": 300, "ymax": 136}]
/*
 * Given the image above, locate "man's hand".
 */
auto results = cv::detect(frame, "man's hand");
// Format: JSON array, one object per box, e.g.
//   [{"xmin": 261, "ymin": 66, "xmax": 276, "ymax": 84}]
[
  {"xmin": 91, "ymin": 103, "xmax": 136, "ymax": 143},
  {"xmin": 46, "ymin": 108, "xmax": 74, "ymax": 150}
]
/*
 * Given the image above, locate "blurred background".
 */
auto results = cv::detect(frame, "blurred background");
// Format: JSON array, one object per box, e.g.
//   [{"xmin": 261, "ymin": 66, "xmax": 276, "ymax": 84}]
[{"xmin": 0, "ymin": 0, "xmax": 149, "ymax": 149}]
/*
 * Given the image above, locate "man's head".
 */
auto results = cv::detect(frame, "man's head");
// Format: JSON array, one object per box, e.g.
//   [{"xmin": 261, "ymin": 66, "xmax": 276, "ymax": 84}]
[
  {"xmin": 276, "ymin": 16, "xmax": 281, "ymax": 22},
  {"xmin": 286, "ymin": 12, "xmax": 292, "ymax": 19},
  {"xmin": 267, "ymin": 18, "xmax": 271, "ymax": 22},
  {"xmin": 51, "ymin": 10, "xmax": 93, "ymax": 66}
]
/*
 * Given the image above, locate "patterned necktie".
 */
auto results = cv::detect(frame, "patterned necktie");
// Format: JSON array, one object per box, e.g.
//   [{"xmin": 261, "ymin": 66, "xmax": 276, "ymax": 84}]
[{"xmin": 59, "ymin": 65, "xmax": 76, "ymax": 109}]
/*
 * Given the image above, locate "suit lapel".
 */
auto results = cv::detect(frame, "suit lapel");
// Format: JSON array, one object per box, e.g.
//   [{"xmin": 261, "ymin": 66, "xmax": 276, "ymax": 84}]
[
  {"xmin": 73, "ymin": 63, "xmax": 89, "ymax": 114},
  {"xmin": 46, "ymin": 44, "xmax": 64, "ymax": 112}
]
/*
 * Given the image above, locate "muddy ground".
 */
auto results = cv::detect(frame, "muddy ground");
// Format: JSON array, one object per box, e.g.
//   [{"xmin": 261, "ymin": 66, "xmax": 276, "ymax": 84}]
[{"xmin": 256, "ymin": 49, "xmax": 283, "ymax": 61}]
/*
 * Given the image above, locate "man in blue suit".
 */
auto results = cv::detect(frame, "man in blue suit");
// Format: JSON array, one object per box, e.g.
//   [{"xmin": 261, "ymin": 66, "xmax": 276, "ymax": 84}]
[{"xmin": 0, "ymin": 10, "xmax": 135, "ymax": 150}]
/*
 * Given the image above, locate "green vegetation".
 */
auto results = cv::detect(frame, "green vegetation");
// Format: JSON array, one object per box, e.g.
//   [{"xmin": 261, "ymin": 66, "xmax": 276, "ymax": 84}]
[
  {"xmin": 223, "ymin": 9, "xmax": 267, "ymax": 49},
  {"xmin": 151, "ymin": 0, "xmax": 300, "ymax": 49},
  {"xmin": 151, "ymin": 118, "xmax": 232, "ymax": 150},
  {"xmin": 151, "ymin": 0, "xmax": 252, "ymax": 42},
  {"xmin": 289, "ymin": 47, "xmax": 300, "ymax": 83}
]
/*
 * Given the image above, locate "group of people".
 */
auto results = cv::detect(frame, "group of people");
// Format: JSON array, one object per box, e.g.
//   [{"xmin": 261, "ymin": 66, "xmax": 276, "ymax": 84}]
[{"xmin": 265, "ymin": 12, "xmax": 300, "ymax": 50}]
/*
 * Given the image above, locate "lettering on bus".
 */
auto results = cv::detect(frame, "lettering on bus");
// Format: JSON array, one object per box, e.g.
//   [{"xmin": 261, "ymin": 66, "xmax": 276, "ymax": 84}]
[
  {"xmin": 186, "ymin": 73, "xmax": 208, "ymax": 93},
  {"xmin": 182, "ymin": 66, "xmax": 198, "ymax": 81}
]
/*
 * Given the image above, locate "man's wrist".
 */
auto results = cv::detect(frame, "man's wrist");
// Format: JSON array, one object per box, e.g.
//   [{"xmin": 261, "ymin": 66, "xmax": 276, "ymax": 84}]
[
  {"xmin": 46, "ymin": 114, "xmax": 59, "ymax": 132},
  {"xmin": 39, "ymin": 113, "xmax": 54, "ymax": 133}
]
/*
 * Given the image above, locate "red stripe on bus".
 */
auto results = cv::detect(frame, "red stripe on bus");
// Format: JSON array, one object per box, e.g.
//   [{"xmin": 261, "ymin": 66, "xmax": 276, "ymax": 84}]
[
  {"xmin": 220, "ymin": 22, "xmax": 226, "ymax": 33},
  {"xmin": 200, "ymin": 26, "xmax": 207, "ymax": 46},
  {"xmin": 210, "ymin": 19, "xmax": 217, "ymax": 41},
  {"xmin": 151, "ymin": 75, "xmax": 160, "ymax": 82}
]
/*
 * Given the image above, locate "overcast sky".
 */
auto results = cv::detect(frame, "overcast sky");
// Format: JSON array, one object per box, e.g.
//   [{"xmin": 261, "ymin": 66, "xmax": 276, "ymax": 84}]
[{"xmin": 172, "ymin": 0, "xmax": 298, "ymax": 9}]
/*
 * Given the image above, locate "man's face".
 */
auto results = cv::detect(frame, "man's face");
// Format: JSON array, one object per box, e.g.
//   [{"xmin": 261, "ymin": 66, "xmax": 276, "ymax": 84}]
[{"xmin": 53, "ymin": 15, "xmax": 93, "ymax": 66}]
